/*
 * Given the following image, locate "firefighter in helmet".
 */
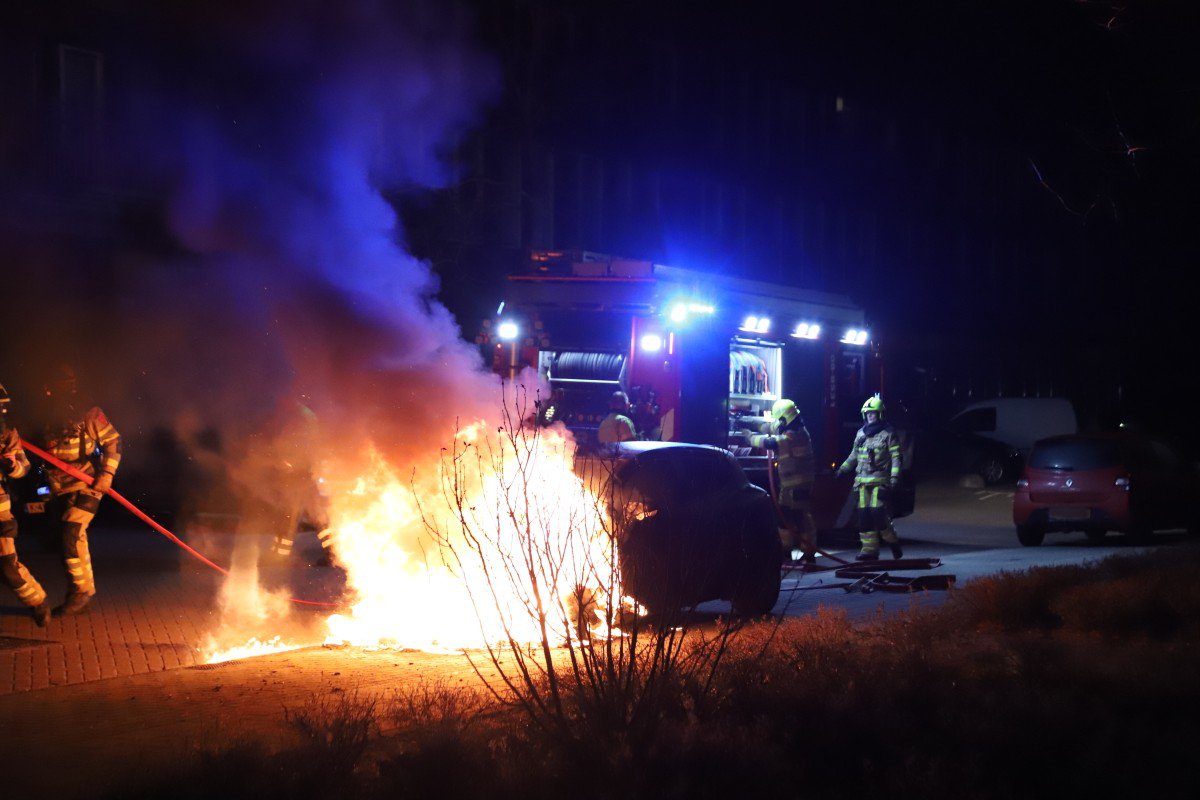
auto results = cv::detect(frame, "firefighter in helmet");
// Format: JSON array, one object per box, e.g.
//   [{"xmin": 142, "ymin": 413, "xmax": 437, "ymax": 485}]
[
  {"xmin": 0, "ymin": 383, "xmax": 51, "ymax": 626},
  {"xmin": 231, "ymin": 398, "xmax": 335, "ymax": 568},
  {"xmin": 744, "ymin": 398, "xmax": 817, "ymax": 562},
  {"xmin": 836, "ymin": 395, "xmax": 903, "ymax": 561},
  {"xmin": 38, "ymin": 364, "xmax": 121, "ymax": 615},
  {"xmin": 597, "ymin": 390, "xmax": 637, "ymax": 445}
]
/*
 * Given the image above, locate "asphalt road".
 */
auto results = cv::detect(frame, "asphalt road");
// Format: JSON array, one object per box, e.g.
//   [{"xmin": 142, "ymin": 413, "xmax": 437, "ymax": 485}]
[{"xmin": 763, "ymin": 475, "xmax": 1174, "ymax": 620}]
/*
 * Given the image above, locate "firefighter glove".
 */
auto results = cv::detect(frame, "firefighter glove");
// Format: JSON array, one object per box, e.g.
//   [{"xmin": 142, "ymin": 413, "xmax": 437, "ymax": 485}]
[
  {"xmin": 92, "ymin": 472, "xmax": 113, "ymax": 494},
  {"xmin": 889, "ymin": 477, "xmax": 899, "ymax": 489}
]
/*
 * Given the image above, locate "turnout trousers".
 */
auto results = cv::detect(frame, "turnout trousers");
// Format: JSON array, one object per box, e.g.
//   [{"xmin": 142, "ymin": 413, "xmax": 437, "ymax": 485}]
[
  {"xmin": 0, "ymin": 490, "xmax": 47, "ymax": 609},
  {"xmin": 853, "ymin": 481, "xmax": 900, "ymax": 557},
  {"xmin": 779, "ymin": 486, "xmax": 817, "ymax": 558},
  {"xmin": 56, "ymin": 489, "xmax": 102, "ymax": 599}
]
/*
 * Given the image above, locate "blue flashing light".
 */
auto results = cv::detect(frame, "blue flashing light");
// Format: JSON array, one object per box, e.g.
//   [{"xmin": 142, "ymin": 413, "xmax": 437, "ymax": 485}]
[{"xmin": 666, "ymin": 299, "xmax": 715, "ymax": 325}]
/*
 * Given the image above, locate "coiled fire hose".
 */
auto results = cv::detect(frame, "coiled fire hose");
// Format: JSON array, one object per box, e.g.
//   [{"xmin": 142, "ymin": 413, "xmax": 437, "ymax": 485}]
[{"xmin": 20, "ymin": 438, "xmax": 339, "ymax": 608}]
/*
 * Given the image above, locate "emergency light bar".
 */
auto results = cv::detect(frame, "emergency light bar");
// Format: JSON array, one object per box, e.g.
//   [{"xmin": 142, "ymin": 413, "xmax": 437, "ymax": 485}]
[
  {"xmin": 841, "ymin": 328, "xmax": 869, "ymax": 346},
  {"xmin": 741, "ymin": 315, "xmax": 771, "ymax": 334},
  {"xmin": 792, "ymin": 322, "xmax": 821, "ymax": 340},
  {"xmin": 497, "ymin": 321, "xmax": 520, "ymax": 341}
]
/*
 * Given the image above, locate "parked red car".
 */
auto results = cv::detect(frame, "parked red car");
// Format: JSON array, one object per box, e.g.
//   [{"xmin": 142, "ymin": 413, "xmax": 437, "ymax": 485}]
[{"xmin": 1013, "ymin": 433, "xmax": 1200, "ymax": 546}]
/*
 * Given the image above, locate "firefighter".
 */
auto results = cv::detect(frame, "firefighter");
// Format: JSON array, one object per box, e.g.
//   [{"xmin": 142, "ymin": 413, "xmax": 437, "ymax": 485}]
[
  {"xmin": 743, "ymin": 398, "xmax": 817, "ymax": 562},
  {"xmin": 38, "ymin": 365, "xmax": 121, "ymax": 615},
  {"xmin": 235, "ymin": 399, "xmax": 335, "ymax": 567},
  {"xmin": 597, "ymin": 390, "xmax": 637, "ymax": 444},
  {"xmin": 836, "ymin": 395, "xmax": 904, "ymax": 561},
  {"xmin": 0, "ymin": 383, "xmax": 51, "ymax": 626},
  {"xmin": 629, "ymin": 385, "xmax": 662, "ymax": 441}
]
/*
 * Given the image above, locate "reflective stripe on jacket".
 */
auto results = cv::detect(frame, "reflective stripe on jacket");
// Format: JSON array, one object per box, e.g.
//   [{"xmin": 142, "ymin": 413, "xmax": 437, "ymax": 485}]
[
  {"xmin": 839, "ymin": 425, "xmax": 901, "ymax": 485},
  {"xmin": 750, "ymin": 419, "xmax": 815, "ymax": 499},
  {"xmin": 43, "ymin": 406, "xmax": 121, "ymax": 494}
]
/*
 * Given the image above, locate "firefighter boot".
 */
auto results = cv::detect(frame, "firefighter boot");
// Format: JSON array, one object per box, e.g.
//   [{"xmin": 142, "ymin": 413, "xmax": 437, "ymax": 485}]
[
  {"xmin": 889, "ymin": 541, "xmax": 904, "ymax": 559},
  {"xmin": 54, "ymin": 592, "xmax": 93, "ymax": 617},
  {"xmin": 31, "ymin": 602, "xmax": 51, "ymax": 627},
  {"xmin": 855, "ymin": 551, "xmax": 879, "ymax": 562}
]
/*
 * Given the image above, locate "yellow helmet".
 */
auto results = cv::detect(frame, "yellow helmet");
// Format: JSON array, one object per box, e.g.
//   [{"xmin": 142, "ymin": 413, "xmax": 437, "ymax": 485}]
[
  {"xmin": 771, "ymin": 398, "xmax": 799, "ymax": 425},
  {"xmin": 861, "ymin": 395, "xmax": 885, "ymax": 419}
]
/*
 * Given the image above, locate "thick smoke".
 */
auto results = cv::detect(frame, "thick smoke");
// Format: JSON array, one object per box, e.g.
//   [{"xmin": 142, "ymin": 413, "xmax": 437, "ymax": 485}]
[{"xmin": 4, "ymin": 0, "xmax": 514, "ymax": 503}]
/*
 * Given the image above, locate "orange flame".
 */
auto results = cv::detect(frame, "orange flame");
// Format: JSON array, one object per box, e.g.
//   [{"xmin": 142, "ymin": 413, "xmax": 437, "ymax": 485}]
[{"xmin": 203, "ymin": 422, "xmax": 621, "ymax": 663}]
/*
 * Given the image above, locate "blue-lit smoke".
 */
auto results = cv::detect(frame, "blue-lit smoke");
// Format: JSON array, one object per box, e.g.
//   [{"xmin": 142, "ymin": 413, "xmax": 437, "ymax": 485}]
[{"xmin": 101, "ymin": 0, "xmax": 505, "ymax": 456}]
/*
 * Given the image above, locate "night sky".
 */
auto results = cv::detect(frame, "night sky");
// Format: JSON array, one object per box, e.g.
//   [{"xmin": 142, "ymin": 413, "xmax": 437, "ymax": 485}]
[{"xmin": 2, "ymin": 1, "xmax": 1199, "ymax": 447}]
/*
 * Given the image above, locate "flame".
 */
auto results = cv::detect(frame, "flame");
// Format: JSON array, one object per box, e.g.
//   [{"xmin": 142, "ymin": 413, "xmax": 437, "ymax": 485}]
[
  {"xmin": 203, "ymin": 423, "xmax": 622, "ymax": 663},
  {"xmin": 199, "ymin": 532, "xmax": 319, "ymax": 663},
  {"xmin": 204, "ymin": 636, "xmax": 300, "ymax": 664}
]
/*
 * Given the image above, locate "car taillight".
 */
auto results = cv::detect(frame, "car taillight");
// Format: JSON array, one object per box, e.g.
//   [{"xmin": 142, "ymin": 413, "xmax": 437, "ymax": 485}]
[
  {"xmin": 1114, "ymin": 477, "xmax": 1131, "ymax": 491},
  {"xmin": 1016, "ymin": 478, "xmax": 1029, "ymax": 489}
]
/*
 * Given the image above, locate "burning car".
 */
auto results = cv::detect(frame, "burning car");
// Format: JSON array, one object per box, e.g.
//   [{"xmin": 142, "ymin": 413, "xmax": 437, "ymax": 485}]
[{"xmin": 582, "ymin": 440, "xmax": 783, "ymax": 616}]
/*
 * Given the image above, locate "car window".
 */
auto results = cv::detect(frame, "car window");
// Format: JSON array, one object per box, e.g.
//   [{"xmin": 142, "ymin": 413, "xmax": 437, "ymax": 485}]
[
  {"xmin": 949, "ymin": 407, "xmax": 996, "ymax": 434},
  {"xmin": 1028, "ymin": 439, "xmax": 1122, "ymax": 470}
]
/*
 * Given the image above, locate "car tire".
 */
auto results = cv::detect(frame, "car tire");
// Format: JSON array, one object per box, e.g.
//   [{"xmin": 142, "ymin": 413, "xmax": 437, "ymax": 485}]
[
  {"xmin": 1016, "ymin": 524, "xmax": 1045, "ymax": 547},
  {"xmin": 976, "ymin": 456, "xmax": 1006, "ymax": 486},
  {"xmin": 731, "ymin": 555, "xmax": 782, "ymax": 617},
  {"xmin": 730, "ymin": 508, "xmax": 783, "ymax": 617},
  {"xmin": 1084, "ymin": 528, "xmax": 1107, "ymax": 543}
]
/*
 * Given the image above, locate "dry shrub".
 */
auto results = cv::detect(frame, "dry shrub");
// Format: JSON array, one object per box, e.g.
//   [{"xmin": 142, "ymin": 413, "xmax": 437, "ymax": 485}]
[
  {"xmin": 383, "ymin": 678, "xmax": 492, "ymax": 737},
  {"xmin": 1052, "ymin": 569, "xmax": 1200, "ymax": 638},
  {"xmin": 283, "ymin": 688, "xmax": 379, "ymax": 779},
  {"xmin": 947, "ymin": 564, "xmax": 1098, "ymax": 631}
]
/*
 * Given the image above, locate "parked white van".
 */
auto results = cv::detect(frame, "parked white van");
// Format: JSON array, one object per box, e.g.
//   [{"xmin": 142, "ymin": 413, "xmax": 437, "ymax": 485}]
[{"xmin": 947, "ymin": 398, "xmax": 1078, "ymax": 455}]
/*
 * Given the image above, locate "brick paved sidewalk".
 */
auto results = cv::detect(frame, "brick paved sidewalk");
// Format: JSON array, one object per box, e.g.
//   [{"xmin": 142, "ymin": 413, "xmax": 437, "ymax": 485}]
[{"xmin": 0, "ymin": 521, "xmax": 343, "ymax": 695}]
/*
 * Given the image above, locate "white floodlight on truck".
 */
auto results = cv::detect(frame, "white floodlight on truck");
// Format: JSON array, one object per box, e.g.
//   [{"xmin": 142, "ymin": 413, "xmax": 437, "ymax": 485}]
[
  {"xmin": 841, "ymin": 328, "xmax": 869, "ymax": 346},
  {"xmin": 497, "ymin": 320, "xmax": 520, "ymax": 341},
  {"xmin": 792, "ymin": 322, "xmax": 821, "ymax": 340},
  {"xmin": 640, "ymin": 333, "xmax": 664, "ymax": 352},
  {"xmin": 741, "ymin": 315, "xmax": 770, "ymax": 334}
]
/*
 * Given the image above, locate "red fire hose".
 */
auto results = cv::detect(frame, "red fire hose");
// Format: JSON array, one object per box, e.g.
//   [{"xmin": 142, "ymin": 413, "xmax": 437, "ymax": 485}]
[{"xmin": 20, "ymin": 439, "xmax": 339, "ymax": 608}]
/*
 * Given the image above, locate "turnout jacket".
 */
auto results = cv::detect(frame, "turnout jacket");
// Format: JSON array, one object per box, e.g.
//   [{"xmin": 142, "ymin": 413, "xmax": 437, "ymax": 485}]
[
  {"xmin": 597, "ymin": 412, "xmax": 637, "ymax": 444},
  {"xmin": 750, "ymin": 418, "xmax": 815, "ymax": 504},
  {"xmin": 839, "ymin": 422, "xmax": 902, "ymax": 485},
  {"xmin": 42, "ymin": 406, "xmax": 121, "ymax": 495}
]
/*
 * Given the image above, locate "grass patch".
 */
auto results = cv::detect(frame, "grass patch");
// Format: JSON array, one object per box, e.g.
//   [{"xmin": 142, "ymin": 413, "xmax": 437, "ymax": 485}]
[{"xmin": 123, "ymin": 544, "xmax": 1200, "ymax": 799}]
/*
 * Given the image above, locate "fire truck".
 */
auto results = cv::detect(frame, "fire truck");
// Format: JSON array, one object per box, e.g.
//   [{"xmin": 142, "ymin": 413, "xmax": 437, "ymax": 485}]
[{"xmin": 479, "ymin": 250, "xmax": 909, "ymax": 530}]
